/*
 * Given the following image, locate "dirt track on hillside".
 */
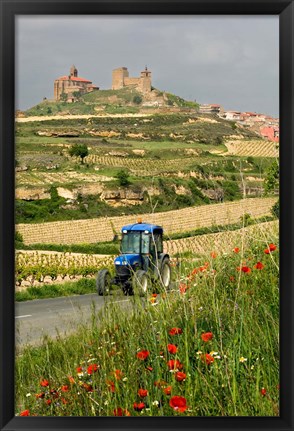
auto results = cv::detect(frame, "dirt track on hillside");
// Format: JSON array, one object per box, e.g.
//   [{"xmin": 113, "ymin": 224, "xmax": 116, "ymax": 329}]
[{"xmin": 16, "ymin": 113, "xmax": 152, "ymax": 122}]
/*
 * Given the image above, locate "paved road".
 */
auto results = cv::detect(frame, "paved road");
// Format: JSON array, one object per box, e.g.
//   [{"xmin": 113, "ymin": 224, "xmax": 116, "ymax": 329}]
[{"xmin": 15, "ymin": 293, "xmax": 132, "ymax": 348}]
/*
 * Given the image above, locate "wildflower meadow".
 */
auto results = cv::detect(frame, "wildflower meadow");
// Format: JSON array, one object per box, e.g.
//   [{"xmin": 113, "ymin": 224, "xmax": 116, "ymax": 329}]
[{"xmin": 16, "ymin": 235, "xmax": 279, "ymax": 417}]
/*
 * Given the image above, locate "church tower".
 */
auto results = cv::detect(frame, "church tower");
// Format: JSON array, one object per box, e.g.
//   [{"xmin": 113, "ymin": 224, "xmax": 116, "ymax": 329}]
[
  {"xmin": 70, "ymin": 65, "xmax": 78, "ymax": 77},
  {"xmin": 140, "ymin": 66, "xmax": 151, "ymax": 93}
]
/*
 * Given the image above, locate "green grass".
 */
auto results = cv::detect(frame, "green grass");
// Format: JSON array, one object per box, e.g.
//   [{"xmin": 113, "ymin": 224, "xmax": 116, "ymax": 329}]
[
  {"xmin": 15, "ymin": 239, "xmax": 279, "ymax": 416},
  {"xmin": 15, "ymin": 278, "xmax": 97, "ymax": 302}
]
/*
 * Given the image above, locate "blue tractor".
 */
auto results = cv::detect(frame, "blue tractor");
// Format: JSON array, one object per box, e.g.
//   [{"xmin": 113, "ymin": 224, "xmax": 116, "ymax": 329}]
[{"xmin": 96, "ymin": 220, "xmax": 171, "ymax": 296}]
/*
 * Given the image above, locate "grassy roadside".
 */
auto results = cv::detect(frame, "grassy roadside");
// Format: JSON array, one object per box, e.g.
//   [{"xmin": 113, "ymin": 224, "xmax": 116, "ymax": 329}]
[
  {"xmin": 15, "ymin": 278, "xmax": 97, "ymax": 302},
  {"xmin": 15, "ymin": 239, "xmax": 279, "ymax": 416}
]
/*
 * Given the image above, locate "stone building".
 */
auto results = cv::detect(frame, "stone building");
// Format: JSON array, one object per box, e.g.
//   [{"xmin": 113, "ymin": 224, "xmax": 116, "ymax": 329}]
[
  {"xmin": 54, "ymin": 65, "xmax": 99, "ymax": 101},
  {"xmin": 112, "ymin": 66, "xmax": 152, "ymax": 93}
]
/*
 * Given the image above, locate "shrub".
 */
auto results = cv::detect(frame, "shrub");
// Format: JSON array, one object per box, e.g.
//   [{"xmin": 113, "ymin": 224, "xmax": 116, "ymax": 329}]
[
  {"xmin": 116, "ymin": 170, "xmax": 131, "ymax": 187},
  {"xmin": 271, "ymin": 200, "xmax": 279, "ymax": 219},
  {"xmin": 133, "ymin": 95, "xmax": 142, "ymax": 105}
]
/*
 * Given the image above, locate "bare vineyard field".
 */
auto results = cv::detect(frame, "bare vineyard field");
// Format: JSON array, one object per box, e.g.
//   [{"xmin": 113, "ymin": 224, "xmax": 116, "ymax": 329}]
[
  {"xmin": 16, "ymin": 197, "xmax": 277, "ymax": 245},
  {"xmin": 224, "ymin": 139, "xmax": 279, "ymax": 158},
  {"xmin": 82, "ymin": 154, "xmax": 207, "ymax": 175},
  {"xmin": 165, "ymin": 220, "xmax": 278, "ymax": 255}
]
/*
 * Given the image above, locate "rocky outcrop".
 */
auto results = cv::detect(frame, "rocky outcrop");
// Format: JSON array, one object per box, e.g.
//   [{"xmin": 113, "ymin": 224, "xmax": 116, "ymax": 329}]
[
  {"xmin": 201, "ymin": 188, "xmax": 224, "ymax": 202},
  {"xmin": 16, "ymin": 187, "xmax": 50, "ymax": 200}
]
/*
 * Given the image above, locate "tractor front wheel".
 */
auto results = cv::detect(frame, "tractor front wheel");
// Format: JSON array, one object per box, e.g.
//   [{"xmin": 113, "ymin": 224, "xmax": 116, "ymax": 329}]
[
  {"xmin": 160, "ymin": 258, "xmax": 171, "ymax": 289},
  {"xmin": 132, "ymin": 270, "xmax": 149, "ymax": 297},
  {"xmin": 96, "ymin": 269, "xmax": 111, "ymax": 296}
]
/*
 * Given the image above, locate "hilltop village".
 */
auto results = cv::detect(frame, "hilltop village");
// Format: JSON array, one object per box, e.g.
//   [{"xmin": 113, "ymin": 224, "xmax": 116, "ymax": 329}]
[{"xmin": 52, "ymin": 65, "xmax": 279, "ymax": 143}]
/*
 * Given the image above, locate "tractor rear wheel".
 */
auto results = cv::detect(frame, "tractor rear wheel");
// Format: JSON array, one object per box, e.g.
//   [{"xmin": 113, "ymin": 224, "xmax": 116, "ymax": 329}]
[
  {"xmin": 96, "ymin": 269, "xmax": 111, "ymax": 296},
  {"xmin": 132, "ymin": 270, "xmax": 149, "ymax": 297},
  {"xmin": 160, "ymin": 257, "xmax": 171, "ymax": 289}
]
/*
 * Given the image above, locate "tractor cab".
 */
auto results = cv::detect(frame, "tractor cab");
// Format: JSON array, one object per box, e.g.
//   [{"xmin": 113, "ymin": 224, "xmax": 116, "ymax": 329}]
[
  {"xmin": 96, "ymin": 219, "xmax": 171, "ymax": 296},
  {"xmin": 114, "ymin": 222, "xmax": 163, "ymax": 270}
]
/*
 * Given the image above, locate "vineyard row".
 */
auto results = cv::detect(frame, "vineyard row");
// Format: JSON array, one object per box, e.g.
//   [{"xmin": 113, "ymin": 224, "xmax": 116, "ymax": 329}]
[{"xmin": 16, "ymin": 197, "xmax": 277, "ymax": 245}]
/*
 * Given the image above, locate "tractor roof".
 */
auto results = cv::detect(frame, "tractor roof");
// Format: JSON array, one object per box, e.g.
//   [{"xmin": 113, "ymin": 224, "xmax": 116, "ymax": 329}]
[{"xmin": 121, "ymin": 223, "xmax": 163, "ymax": 233}]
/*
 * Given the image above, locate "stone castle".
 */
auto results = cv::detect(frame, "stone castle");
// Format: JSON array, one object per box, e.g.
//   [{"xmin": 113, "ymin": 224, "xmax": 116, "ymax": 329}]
[
  {"xmin": 111, "ymin": 66, "xmax": 152, "ymax": 93},
  {"xmin": 54, "ymin": 65, "xmax": 152, "ymax": 101}
]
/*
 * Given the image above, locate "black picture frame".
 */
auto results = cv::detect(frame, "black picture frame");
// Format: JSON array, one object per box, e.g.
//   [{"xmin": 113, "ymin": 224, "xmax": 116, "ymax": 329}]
[{"xmin": 0, "ymin": 1, "xmax": 293, "ymax": 430}]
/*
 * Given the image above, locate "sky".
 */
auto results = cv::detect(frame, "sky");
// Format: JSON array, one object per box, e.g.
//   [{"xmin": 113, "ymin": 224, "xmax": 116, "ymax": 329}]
[{"xmin": 15, "ymin": 15, "xmax": 279, "ymax": 117}]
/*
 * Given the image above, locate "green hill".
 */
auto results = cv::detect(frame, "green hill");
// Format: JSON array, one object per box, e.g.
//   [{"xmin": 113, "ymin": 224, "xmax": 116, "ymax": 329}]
[{"xmin": 24, "ymin": 87, "xmax": 199, "ymax": 117}]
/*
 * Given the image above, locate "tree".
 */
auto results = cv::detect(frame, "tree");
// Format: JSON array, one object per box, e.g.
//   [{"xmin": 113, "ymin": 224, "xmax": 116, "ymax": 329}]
[
  {"xmin": 68, "ymin": 144, "xmax": 89, "ymax": 164},
  {"xmin": 133, "ymin": 95, "xmax": 142, "ymax": 105},
  {"xmin": 116, "ymin": 169, "xmax": 131, "ymax": 187},
  {"xmin": 264, "ymin": 159, "xmax": 279, "ymax": 219},
  {"xmin": 72, "ymin": 91, "xmax": 82, "ymax": 101}
]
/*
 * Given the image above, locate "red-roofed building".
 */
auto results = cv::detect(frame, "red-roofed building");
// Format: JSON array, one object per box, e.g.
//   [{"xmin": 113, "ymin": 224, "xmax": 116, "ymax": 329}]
[
  {"xmin": 260, "ymin": 126, "xmax": 279, "ymax": 142},
  {"xmin": 54, "ymin": 65, "xmax": 99, "ymax": 101}
]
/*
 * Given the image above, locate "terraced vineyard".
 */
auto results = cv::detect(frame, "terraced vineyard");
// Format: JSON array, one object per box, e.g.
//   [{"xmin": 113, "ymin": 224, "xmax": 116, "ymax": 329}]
[
  {"xmin": 224, "ymin": 139, "xmax": 279, "ymax": 158},
  {"xmin": 82, "ymin": 154, "xmax": 209, "ymax": 175},
  {"xmin": 165, "ymin": 220, "xmax": 278, "ymax": 255},
  {"xmin": 16, "ymin": 196, "xmax": 277, "ymax": 245}
]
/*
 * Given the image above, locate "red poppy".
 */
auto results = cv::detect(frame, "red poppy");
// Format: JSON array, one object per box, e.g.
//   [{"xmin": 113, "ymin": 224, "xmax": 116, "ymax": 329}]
[
  {"xmin": 179, "ymin": 283, "xmax": 188, "ymax": 294},
  {"xmin": 113, "ymin": 369, "xmax": 123, "ymax": 380},
  {"xmin": 201, "ymin": 332, "xmax": 213, "ymax": 342},
  {"xmin": 233, "ymin": 247, "xmax": 240, "ymax": 253},
  {"xmin": 152, "ymin": 293, "xmax": 158, "ymax": 298},
  {"xmin": 87, "ymin": 363, "xmax": 99, "ymax": 374},
  {"xmin": 167, "ymin": 344, "xmax": 178, "ymax": 354},
  {"xmin": 113, "ymin": 407, "xmax": 131, "ymax": 416},
  {"xmin": 106, "ymin": 380, "xmax": 116, "ymax": 393},
  {"xmin": 46, "ymin": 399, "xmax": 52, "ymax": 406},
  {"xmin": 201, "ymin": 353, "xmax": 214, "ymax": 365},
  {"xmin": 133, "ymin": 402, "xmax": 145, "ymax": 411},
  {"xmin": 40, "ymin": 379, "xmax": 49, "ymax": 387},
  {"xmin": 163, "ymin": 385, "xmax": 172, "ymax": 395},
  {"xmin": 199, "ymin": 265, "xmax": 208, "ymax": 272},
  {"xmin": 35, "ymin": 392, "xmax": 45, "ymax": 399},
  {"xmin": 146, "ymin": 366, "xmax": 153, "ymax": 372},
  {"xmin": 169, "ymin": 395, "xmax": 187, "ymax": 412},
  {"xmin": 210, "ymin": 251, "xmax": 217, "ymax": 259},
  {"xmin": 19, "ymin": 409, "xmax": 30, "ymax": 416},
  {"xmin": 76, "ymin": 366, "xmax": 83, "ymax": 373},
  {"xmin": 175, "ymin": 371, "xmax": 186, "ymax": 382},
  {"xmin": 61, "ymin": 398, "xmax": 68, "ymax": 405},
  {"xmin": 138, "ymin": 388, "xmax": 148, "ymax": 398},
  {"xmin": 68, "ymin": 376, "xmax": 75, "ymax": 384},
  {"xmin": 169, "ymin": 327, "xmax": 183, "ymax": 336},
  {"xmin": 167, "ymin": 359, "xmax": 183, "ymax": 370},
  {"xmin": 238, "ymin": 266, "xmax": 251, "ymax": 273},
  {"xmin": 254, "ymin": 261, "xmax": 265, "ymax": 270},
  {"xmin": 264, "ymin": 243, "xmax": 277, "ymax": 254},
  {"xmin": 261, "ymin": 388, "xmax": 267, "ymax": 396},
  {"xmin": 136, "ymin": 350, "xmax": 150, "ymax": 360},
  {"xmin": 188, "ymin": 268, "xmax": 198, "ymax": 279},
  {"xmin": 229, "ymin": 275, "xmax": 235, "ymax": 282},
  {"xmin": 61, "ymin": 385, "xmax": 69, "ymax": 392}
]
